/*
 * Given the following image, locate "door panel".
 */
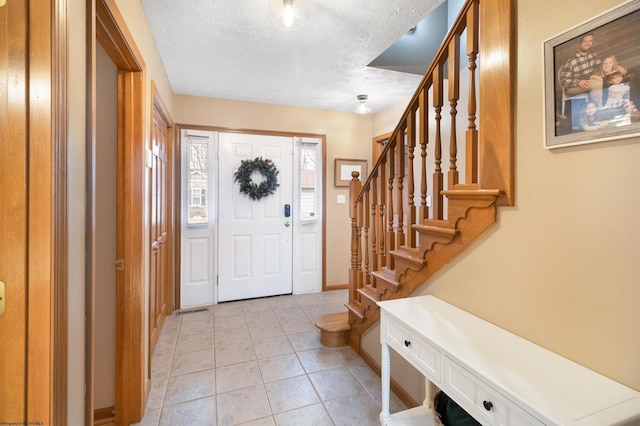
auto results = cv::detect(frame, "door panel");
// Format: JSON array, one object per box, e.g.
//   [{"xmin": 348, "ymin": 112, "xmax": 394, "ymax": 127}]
[
  {"xmin": 0, "ymin": 0, "xmax": 28, "ymax": 417},
  {"xmin": 180, "ymin": 130, "xmax": 215, "ymax": 308},
  {"xmin": 218, "ymin": 133, "xmax": 293, "ymax": 302},
  {"xmin": 149, "ymin": 106, "xmax": 169, "ymax": 354}
]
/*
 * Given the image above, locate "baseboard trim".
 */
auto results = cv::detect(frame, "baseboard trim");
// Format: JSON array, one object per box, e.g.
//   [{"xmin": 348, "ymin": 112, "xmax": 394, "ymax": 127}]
[
  {"xmin": 94, "ymin": 406, "xmax": 116, "ymax": 426},
  {"xmin": 325, "ymin": 283, "xmax": 349, "ymax": 290},
  {"xmin": 359, "ymin": 348, "xmax": 420, "ymax": 409}
]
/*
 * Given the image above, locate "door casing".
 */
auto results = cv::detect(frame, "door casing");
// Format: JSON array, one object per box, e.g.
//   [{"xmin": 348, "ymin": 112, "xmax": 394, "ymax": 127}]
[{"xmin": 174, "ymin": 126, "xmax": 328, "ymax": 305}]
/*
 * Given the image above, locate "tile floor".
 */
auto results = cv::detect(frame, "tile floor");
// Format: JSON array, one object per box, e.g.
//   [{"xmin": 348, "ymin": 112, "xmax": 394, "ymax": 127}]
[{"xmin": 133, "ymin": 289, "xmax": 407, "ymax": 426}]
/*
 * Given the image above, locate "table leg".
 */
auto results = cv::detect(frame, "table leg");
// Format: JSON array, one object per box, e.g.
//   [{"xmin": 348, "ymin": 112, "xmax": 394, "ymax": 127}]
[{"xmin": 381, "ymin": 342, "xmax": 391, "ymax": 424}]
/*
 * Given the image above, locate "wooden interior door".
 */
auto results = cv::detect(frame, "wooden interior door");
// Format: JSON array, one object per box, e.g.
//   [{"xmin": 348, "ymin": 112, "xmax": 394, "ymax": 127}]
[
  {"xmin": 0, "ymin": 1, "xmax": 29, "ymax": 418},
  {"xmin": 149, "ymin": 105, "xmax": 170, "ymax": 354},
  {"xmin": 1, "ymin": 0, "xmax": 59, "ymax": 422}
]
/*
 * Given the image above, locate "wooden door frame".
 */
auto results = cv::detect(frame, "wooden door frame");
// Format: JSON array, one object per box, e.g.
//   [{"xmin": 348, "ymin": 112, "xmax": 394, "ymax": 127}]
[
  {"xmin": 0, "ymin": 0, "xmax": 67, "ymax": 422},
  {"xmin": 89, "ymin": 0, "xmax": 147, "ymax": 424}
]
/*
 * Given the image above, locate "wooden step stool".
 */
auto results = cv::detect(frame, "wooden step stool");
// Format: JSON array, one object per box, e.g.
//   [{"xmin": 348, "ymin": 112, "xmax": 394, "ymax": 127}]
[{"xmin": 314, "ymin": 312, "xmax": 350, "ymax": 348}]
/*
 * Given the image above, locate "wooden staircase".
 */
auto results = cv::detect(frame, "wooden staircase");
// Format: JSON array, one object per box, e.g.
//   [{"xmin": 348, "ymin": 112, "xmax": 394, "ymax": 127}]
[{"xmin": 317, "ymin": 0, "xmax": 515, "ymax": 353}]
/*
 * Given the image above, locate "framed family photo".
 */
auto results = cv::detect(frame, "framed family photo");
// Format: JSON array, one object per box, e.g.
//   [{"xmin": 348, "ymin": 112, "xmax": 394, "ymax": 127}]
[
  {"xmin": 543, "ymin": 0, "xmax": 640, "ymax": 149},
  {"xmin": 334, "ymin": 158, "xmax": 368, "ymax": 187}
]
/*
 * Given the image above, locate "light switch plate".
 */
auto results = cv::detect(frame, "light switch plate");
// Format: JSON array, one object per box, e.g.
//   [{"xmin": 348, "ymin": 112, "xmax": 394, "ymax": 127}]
[{"xmin": 337, "ymin": 194, "xmax": 346, "ymax": 204}]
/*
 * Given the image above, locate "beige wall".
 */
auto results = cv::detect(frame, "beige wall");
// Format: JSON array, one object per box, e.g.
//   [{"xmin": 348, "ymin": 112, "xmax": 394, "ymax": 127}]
[
  {"xmin": 67, "ymin": 0, "xmax": 86, "ymax": 423},
  {"xmin": 362, "ymin": 0, "xmax": 640, "ymax": 402},
  {"xmin": 173, "ymin": 96, "xmax": 373, "ymax": 285}
]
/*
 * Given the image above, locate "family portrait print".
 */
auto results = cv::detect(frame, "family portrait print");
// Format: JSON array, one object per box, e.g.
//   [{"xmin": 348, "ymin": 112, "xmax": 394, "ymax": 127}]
[{"xmin": 544, "ymin": 1, "xmax": 640, "ymax": 148}]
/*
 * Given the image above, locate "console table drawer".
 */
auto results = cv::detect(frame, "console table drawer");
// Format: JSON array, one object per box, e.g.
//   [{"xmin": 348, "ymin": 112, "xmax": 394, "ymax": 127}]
[
  {"xmin": 444, "ymin": 357, "xmax": 544, "ymax": 426},
  {"xmin": 384, "ymin": 315, "xmax": 442, "ymax": 383}
]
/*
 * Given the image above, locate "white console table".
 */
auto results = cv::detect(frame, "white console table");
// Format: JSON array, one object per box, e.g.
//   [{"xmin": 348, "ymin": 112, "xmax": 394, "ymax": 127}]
[{"xmin": 379, "ymin": 296, "xmax": 640, "ymax": 425}]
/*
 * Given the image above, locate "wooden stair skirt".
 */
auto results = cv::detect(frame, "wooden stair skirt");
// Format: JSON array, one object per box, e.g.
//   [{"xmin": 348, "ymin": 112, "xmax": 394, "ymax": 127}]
[{"xmin": 315, "ymin": 312, "xmax": 350, "ymax": 347}]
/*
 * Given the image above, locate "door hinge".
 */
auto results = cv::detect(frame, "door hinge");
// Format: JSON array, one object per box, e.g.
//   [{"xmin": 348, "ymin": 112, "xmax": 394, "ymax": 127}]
[{"xmin": 115, "ymin": 260, "xmax": 125, "ymax": 270}]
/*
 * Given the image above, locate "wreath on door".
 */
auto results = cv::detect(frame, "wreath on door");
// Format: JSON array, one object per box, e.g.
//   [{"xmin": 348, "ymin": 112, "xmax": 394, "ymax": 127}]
[{"xmin": 233, "ymin": 157, "xmax": 280, "ymax": 201}]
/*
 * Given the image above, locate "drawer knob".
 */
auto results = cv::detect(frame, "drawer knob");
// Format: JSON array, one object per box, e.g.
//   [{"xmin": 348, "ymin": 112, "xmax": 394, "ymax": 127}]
[
  {"xmin": 404, "ymin": 340, "xmax": 411, "ymax": 347},
  {"xmin": 483, "ymin": 400, "xmax": 493, "ymax": 411}
]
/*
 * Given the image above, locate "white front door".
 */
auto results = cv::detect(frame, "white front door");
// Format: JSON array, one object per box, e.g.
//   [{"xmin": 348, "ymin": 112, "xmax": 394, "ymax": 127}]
[
  {"xmin": 218, "ymin": 133, "xmax": 293, "ymax": 302},
  {"xmin": 180, "ymin": 129, "xmax": 216, "ymax": 308}
]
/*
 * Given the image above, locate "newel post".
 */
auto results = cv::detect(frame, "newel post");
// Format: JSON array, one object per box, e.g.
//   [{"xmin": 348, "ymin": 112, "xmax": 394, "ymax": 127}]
[{"xmin": 348, "ymin": 171, "xmax": 362, "ymax": 307}]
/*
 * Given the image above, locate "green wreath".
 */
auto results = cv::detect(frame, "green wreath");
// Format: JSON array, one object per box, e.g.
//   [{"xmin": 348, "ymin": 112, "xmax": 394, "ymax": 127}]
[{"xmin": 233, "ymin": 157, "xmax": 280, "ymax": 201}]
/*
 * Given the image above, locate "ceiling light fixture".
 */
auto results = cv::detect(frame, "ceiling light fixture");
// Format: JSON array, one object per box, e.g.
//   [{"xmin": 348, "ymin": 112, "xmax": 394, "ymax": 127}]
[
  {"xmin": 355, "ymin": 94, "xmax": 372, "ymax": 114},
  {"xmin": 269, "ymin": 0, "xmax": 307, "ymax": 31}
]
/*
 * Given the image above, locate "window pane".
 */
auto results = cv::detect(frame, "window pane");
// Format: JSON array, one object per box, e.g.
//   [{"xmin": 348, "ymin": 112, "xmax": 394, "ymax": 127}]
[
  {"xmin": 300, "ymin": 145, "xmax": 317, "ymax": 220},
  {"xmin": 188, "ymin": 140, "xmax": 209, "ymax": 224}
]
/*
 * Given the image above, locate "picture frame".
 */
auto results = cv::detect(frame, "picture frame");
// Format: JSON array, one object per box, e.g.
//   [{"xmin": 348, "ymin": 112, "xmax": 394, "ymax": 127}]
[
  {"xmin": 543, "ymin": 0, "xmax": 640, "ymax": 149},
  {"xmin": 334, "ymin": 158, "xmax": 368, "ymax": 187}
]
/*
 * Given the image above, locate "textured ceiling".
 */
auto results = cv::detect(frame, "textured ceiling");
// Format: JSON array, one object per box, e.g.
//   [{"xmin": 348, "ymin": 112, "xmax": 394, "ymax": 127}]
[{"xmin": 141, "ymin": 0, "xmax": 446, "ymax": 113}]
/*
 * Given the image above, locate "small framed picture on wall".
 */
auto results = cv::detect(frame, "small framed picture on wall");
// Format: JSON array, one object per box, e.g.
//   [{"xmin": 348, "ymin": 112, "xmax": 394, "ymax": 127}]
[{"xmin": 334, "ymin": 158, "xmax": 368, "ymax": 187}]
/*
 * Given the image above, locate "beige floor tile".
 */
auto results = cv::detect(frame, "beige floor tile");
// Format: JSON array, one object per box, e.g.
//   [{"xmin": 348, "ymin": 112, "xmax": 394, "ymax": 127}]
[
  {"xmin": 264, "ymin": 375, "xmax": 320, "ymax": 414},
  {"xmin": 145, "ymin": 375, "xmax": 168, "ymax": 411},
  {"xmin": 215, "ymin": 327, "xmax": 252, "ymax": 347},
  {"xmin": 212, "ymin": 302, "xmax": 245, "ymax": 318},
  {"xmin": 273, "ymin": 403, "xmax": 334, "ymax": 426},
  {"xmin": 249, "ymin": 321, "xmax": 285, "ymax": 340},
  {"xmin": 324, "ymin": 394, "xmax": 381, "ymax": 426},
  {"xmin": 274, "ymin": 306, "xmax": 307, "ymax": 322},
  {"xmin": 241, "ymin": 416, "xmax": 275, "ymax": 426},
  {"xmin": 279, "ymin": 318, "xmax": 318, "ymax": 335},
  {"xmin": 171, "ymin": 348, "xmax": 215, "ymax": 377},
  {"xmin": 215, "ymin": 340, "xmax": 256, "ymax": 368},
  {"xmin": 179, "ymin": 318, "xmax": 214, "ymax": 338},
  {"xmin": 213, "ymin": 313, "xmax": 247, "ymax": 332},
  {"xmin": 335, "ymin": 347, "xmax": 367, "ymax": 367},
  {"xmin": 308, "ymin": 367, "xmax": 368, "ymax": 401},
  {"xmin": 159, "ymin": 396, "xmax": 216, "ymax": 426},
  {"xmin": 132, "ymin": 407, "xmax": 161, "ymax": 426},
  {"xmin": 242, "ymin": 298, "xmax": 274, "ymax": 314},
  {"xmin": 253, "ymin": 335, "xmax": 294, "ymax": 359},
  {"xmin": 216, "ymin": 360, "xmax": 263, "ymax": 394},
  {"xmin": 297, "ymin": 348, "xmax": 345, "ymax": 374},
  {"xmin": 257, "ymin": 353, "xmax": 304, "ymax": 383},
  {"xmin": 164, "ymin": 369, "xmax": 216, "ymax": 406},
  {"xmin": 216, "ymin": 385, "xmax": 272, "ymax": 425},
  {"xmin": 245, "ymin": 309, "xmax": 279, "ymax": 326},
  {"xmin": 286, "ymin": 331, "xmax": 324, "ymax": 352},
  {"xmin": 175, "ymin": 332, "xmax": 215, "ymax": 355}
]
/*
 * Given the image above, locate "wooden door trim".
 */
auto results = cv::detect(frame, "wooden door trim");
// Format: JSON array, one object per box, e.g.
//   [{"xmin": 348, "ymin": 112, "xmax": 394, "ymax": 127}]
[
  {"xmin": 92, "ymin": 0, "xmax": 146, "ymax": 424},
  {"xmin": 53, "ymin": 0, "xmax": 69, "ymax": 424}
]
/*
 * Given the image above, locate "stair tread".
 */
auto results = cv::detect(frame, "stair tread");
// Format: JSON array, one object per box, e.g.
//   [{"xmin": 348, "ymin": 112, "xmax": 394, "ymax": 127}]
[
  {"xmin": 372, "ymin": 268, "xmax": 398, "ymax": 281},
  {"xmin": 413, "ymin": 220, "xmax": 457, "ymax": 235},
  {"xmin": 442, "ymin": 187, "xmax": 501, "ymax": 197},
  {"xmin": 358, "ymin": 285, "xmax": 378, "ymax": 301},
  {"xmin": 315, "ymin": 312, "xmax": 350, "ymax": 332},
  {"xmin": 392, "ymin": 246, "xmax": 423, "ymax": 259}
]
